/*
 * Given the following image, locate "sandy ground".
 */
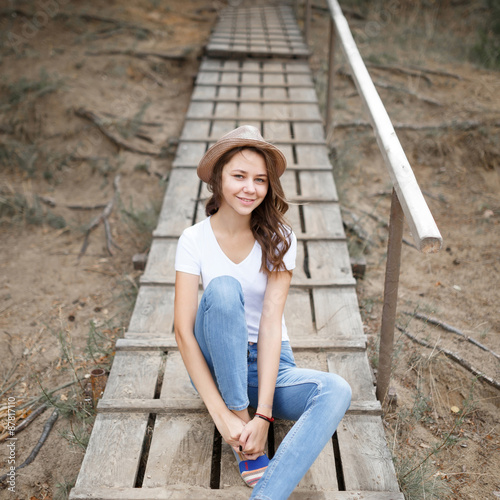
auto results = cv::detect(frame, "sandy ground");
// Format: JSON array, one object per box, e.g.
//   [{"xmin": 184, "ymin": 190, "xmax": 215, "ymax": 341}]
[{"xmin": 1, "ymin": 0, "xmax": 499, "ymax": 499}]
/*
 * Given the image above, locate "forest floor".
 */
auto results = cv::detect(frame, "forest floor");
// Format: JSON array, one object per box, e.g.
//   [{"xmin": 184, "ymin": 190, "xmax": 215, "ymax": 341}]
[{"xmin": 0, "ymin": 1, "xmax": 499, "ymax": 499}]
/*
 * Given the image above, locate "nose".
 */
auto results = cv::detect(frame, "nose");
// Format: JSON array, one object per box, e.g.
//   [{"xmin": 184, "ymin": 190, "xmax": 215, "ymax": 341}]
[{"xmin": 242, "ymin": 179, "xmax": 256, "ymax": 193}]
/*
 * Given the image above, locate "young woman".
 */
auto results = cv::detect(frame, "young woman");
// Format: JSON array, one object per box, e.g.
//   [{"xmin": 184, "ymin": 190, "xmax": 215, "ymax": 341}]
[{"xmin": 174, "ymin": 125, "xmax": 351, "ymax": 499}]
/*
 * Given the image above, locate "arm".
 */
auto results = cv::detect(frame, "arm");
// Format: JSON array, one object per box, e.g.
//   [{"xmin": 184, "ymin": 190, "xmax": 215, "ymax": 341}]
[
  {"xmin": 239, "ymin": 270, "xmax": 292, "ymax": 455},
  {"xmin": 174, "ymin": 271, "xmax": 246, "ymax": 448}
]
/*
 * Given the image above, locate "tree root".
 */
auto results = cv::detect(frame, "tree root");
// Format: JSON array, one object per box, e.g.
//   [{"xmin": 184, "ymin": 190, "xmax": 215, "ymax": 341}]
[
  {"xmin": 0, "ymin": 404, "xmax": 48, "ymax": 443},
  {"xmin": 403, "ymin": 311, "xmax": 500, "ymax": 361},
  {"xmin": 79, "ymin": 175, "xmax": 121, "ymax": 259},
  {"xmin": 74, "ymin": 108, "xmax": 160, "ymax": 156},
  {"xmin": 0, "ymin": 409, "xmax": 59, "ymax": 483},
  {"xmin": 398, "ymin": 326, "xmax": 500, "ymax": 392}
]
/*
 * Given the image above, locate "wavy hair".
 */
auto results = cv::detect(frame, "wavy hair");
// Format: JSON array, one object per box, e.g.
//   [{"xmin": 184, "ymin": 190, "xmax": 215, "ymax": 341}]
[{"xmin": 205, "ymin": 146, "xmax": 291, "ymax": 276}]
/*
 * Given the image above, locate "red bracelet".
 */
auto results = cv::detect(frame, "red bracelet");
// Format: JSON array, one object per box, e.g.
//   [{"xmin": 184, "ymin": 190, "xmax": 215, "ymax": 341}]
[{"xmin": 255, "ymin": 413, "xmax": 274, "ymax": 423}]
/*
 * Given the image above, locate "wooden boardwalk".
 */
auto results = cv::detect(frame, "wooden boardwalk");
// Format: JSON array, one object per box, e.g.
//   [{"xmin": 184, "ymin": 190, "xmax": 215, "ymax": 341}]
[{"xmin": 70, "ymin": 4, "xmax": 404, "ymax": 499}]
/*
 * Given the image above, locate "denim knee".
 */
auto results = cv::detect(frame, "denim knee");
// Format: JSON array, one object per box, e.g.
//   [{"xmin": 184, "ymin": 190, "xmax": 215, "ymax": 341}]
[
  {"xmin": 323, "ymin": 373, "xmax": 352, "ymax": 412},
  {"xmin": 205, "ymin": 276, "xmax": 244, "ymax": 310}
]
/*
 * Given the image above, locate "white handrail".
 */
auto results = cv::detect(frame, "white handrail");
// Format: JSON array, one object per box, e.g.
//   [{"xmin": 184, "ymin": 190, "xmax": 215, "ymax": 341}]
[{"xmin": 326, "ymin": 0, "xmax": 442, "ymax": 254}]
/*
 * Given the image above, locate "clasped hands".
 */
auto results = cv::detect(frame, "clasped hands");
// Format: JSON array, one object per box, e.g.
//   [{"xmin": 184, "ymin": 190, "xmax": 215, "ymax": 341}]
[{"xmin": 217, "ymin": 409, "xmax": 269, "ymax": 460}]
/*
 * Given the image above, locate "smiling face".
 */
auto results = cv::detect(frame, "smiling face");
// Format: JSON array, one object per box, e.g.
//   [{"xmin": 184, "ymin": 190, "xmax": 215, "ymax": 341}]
[{"xmin": 219, "ymin": 149, "xmax": 269, "ymax": 217}]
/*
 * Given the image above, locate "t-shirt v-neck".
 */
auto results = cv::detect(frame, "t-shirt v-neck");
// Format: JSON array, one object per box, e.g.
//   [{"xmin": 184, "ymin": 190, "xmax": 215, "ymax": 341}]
[{"xmin": 208, "ymin": 218, "xmax": 258, "ymax": 267}]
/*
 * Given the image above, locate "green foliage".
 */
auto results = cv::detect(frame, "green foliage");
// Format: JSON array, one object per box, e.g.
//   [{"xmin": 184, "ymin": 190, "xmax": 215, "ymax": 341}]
[
  {"xmin": 0, "ymin": 191, "xmax": 66, "ymax": 228},
  {"xmin": 470, "ymin": 0, "xmax": 500, "ymax": 68},
  {"xmin": 0, "ymin": 67, "xmax": 63, "ymax": 110},
  {"xmin": 395, "ymin": 453, "xmax": 452, "ymax": 499},
  {"xmin": 120, "ymin": 196, "xmax": 161, "ymax": 251}
]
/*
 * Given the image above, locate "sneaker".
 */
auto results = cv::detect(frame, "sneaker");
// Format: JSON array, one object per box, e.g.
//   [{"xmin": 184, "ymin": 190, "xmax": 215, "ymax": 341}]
[{"xmin": 233, "ymin": 449, "xmax": 269, "ymax": 488}]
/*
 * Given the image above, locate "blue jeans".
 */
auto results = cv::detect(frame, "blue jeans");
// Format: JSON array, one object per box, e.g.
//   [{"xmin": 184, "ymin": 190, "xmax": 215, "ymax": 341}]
[{"xmin": 194, "ymin": 276, "xmax": 352, "ymax": 500}]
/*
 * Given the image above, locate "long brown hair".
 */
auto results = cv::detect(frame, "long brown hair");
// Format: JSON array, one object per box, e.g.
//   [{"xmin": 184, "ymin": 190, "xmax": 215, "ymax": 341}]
[{"xmin": 205, "ymin": 146, "xmax": 292, "ymax": 276}]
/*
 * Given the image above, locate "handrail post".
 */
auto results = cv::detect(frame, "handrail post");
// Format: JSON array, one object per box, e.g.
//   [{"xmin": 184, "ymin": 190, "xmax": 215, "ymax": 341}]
[
  {"xmin": 304, "ymin": 0, "xmax": 312, "ymax": 44},
  {"xmin": 376, "ymin": 189, "xmax": 404, "ymax": 404},
  {"xmin": 325, "ymin": 17, "xmax": 336, "ymax": 140}
]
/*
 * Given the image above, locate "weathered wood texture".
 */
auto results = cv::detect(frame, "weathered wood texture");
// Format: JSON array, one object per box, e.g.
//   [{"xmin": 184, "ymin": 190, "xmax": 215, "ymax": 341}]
[
  {"xmin": 70, "ymin": 3, "xmax": 403, "ymax": 499},
  {"xmin": 207, "ymin": 5, "xmax": 309, "ymax": 59}
]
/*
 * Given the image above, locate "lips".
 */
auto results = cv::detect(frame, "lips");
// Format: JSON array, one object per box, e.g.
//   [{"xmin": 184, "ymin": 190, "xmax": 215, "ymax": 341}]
[{"xmin": 237, "ymin": 196, "xmax": 256, "ymax": 205}]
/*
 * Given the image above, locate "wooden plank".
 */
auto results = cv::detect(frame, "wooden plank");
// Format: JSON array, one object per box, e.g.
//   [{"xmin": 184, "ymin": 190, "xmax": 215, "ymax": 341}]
[
  {"xmin": 299, "ymin": 171, "xmax": 338, "ymax": 201},
  {"xmin": 126, "ymin": 286, "xmax": 175, "ymax": 336},
  {"xmin": 153, "ymin": 169, "xmax": 200, "ymax": 237},
  {"xmin": 70, "ymin": 487, "xmax": 405, "ymax": 499},
  {"xmin": 218, "ymin": 86, "xmax": 239, "ymax": 100},
  {"xmin": 141, "ymin": 239, "xmax": 177, "ymax": 285},
  {"xmin": 284, "ymin": 289, "xmax": 315, "ymax": 339},
  {"xmin": 307, "ymin": 241, "xmax": 354, "ymax": 283},
  {"xmin": 192, "ymin": 96, "xmax": 317, "ymax": 104},
  {"xmin": 117, "ymin": 336, "xmax": 177, "ymax": 350},
  {"xmin": 173, "ymin": 142, "xmax": 206, "ymax": 167},
  {"xmin": 264, "ymin": 121, "xmax": 292, "ymax": 142},
  {"xmin": 295, "ymin": 145, "xmax": 332, "ymax": 167},
  {"xmin": 214, "ymin": 102, "xmax": 238, "ymax": 118},
  {"xmin": 289, "ymin": 87, "xmax": 317, "ymax": 102},
  {"xmin": 220, "ymin": 442, "xmax": 243, "ymax": 489},
  {"xmin": 143, "ymin": 413, "xmax": 214, "ymax": 488},
  {"xmin": 281, "ymin": 169, "xmax": 297, "ymax": 199},
  {"xmin": 313, "ymin": 288, "xmax": 365, "ymax": 340},
  {"xmin": 186, "ymin": 101, "xmax": 213, "ymax": 119},
  {"xmin": 210, "ymin": 119, "xmax": 237, "ymax": 139},
  {"xmin": 327, "ymin": 352, "xmax": 376, "ymax": 402},
  {"xmin": 290, "ymin": 103, "xmax": 323, "ymax": 120},
  {"xmin": 293, "ymin": 122, "xmax": 325, "ymax": 142},
  {"xmin": 337, "ymin": 415, "xmax": 400, "ymax": 492},
  {"xmin": 286, "ymin": 204, "xmax": 301, "ymax": 236},
  {"xmin": 114, "ymin": 336, "xmax": 367, "ymax": 353},
  {"xmin": 74, "ymin": 413, "xmax": 148, "ymax": 488},
  {"xmin": 274, "ymin": 421, "xmax": 339, "ymax": 491},
  {"xmin": 180, "ymin": 119, "xmax": 211, "ymax": 141},
  {"xmin": 160, "ymin": 351, "xmax": 199, "ymax": 403},
  {"xmin": 96, "ymin": 398, "xmax": 378, "ymax": 414},
  {"xmin": 302, "ymin": 203, "xmax": 345, "ymax": 240},
  {"xmin": 103, "ymin": 351, "xmax": 162, "ymax": 399}
]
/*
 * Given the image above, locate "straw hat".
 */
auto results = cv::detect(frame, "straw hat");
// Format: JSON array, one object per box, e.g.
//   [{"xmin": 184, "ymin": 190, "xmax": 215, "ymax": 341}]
[{"xmin": 197, "ymin": 125, "xmax": 287, "ymax": 183}]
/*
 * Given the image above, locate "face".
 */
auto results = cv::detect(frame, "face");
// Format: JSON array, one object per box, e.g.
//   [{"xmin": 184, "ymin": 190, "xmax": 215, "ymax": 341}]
[{"xmin": 219, "ymin": 149, "xmax": 269, "ymax": 217}]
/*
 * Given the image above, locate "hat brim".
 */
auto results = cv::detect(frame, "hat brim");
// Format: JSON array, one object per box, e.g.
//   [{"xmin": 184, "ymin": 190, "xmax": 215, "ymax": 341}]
[{"xmin": 197, "ymin": 137, "xmax": 287, "ymax": 183}]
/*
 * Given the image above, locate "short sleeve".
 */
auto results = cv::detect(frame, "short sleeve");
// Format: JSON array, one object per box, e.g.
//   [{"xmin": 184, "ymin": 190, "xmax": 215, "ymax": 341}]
[
  {"xmin": 283, "ymin": 230, "xmax": 297, "ymax": 271},
  {"xmin": 175, "ymin": 229, "xmax": 201, "ymax": 276}
]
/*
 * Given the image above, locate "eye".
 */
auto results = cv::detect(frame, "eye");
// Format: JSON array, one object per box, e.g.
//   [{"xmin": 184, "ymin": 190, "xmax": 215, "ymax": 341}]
[
  {"xmin": 233, "ymin": 174, "xmax": 244, "ymax": 179},
  {"xmin": 256, "ymin": 178, "xmax": 267, "ymax": 183}
]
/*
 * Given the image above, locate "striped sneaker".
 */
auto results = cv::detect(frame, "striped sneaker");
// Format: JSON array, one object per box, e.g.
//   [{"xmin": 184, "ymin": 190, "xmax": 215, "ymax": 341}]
[{"xmin": 234, "ymin": 451, "xmax": 270, "ymax": 488}]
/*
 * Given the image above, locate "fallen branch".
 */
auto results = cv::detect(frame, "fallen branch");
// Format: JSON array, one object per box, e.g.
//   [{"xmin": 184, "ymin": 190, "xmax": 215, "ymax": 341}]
[
  {"xmin": 79, "ymin": 175, "xmax": 121, "ymax": 258},
  {"xmin": 338, "ymin": 69, "xmax": 441, "ymax": 106},
  {"xmin": 333, "ymin": 120, "xmax": 500, "ymax": 131},
  {"xmin": 408, "ymin": 64, "xmax": 463, "ymax": 80},
  {"xmin": 366, "ymin": 63, "xmax": 433, "ymax": 86},
  {"xmin": 85, "ymin": 49, "xmax": 189, "ymax": 62},
  {"xmin": 0, "ymin": 404, "xmax": 48, "ymax": 443},
  {"xmin": 341, "ymin": 207, "xmax": 375, "ymax": 247},
  {"xmin": 67, "ymin": 203, "xmax": 108, "ymax": 210},
  {"xmin": 351, "ymin": 207, "xmax": 417, "ymax": 250},
  {"xmin": 74, "ymin": 13, "xmax": 153, "ymax": 35},
  {"xmin": 403, "ymin": 311, "xmax": 500, "ymax": 362},
  {"xmin": 373, "ymin": 80, "xmax": 442, "ymax": 106},
  {"xmin": 398, "ymin": 326, "xmax": 500, "ymax": 392},
  {"xmin": 0, "ymin": 409, "xmax": 59, "ymax": 483},
  {"xmin": 74, "ymin": 108, "xmax": 160, "ymax": 155}
]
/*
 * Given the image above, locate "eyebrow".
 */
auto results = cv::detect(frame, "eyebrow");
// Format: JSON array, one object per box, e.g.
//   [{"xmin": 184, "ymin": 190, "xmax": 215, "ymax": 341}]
[{"xmin": 231, "ymin": 169, "xmax": 268, "ymax": 177}]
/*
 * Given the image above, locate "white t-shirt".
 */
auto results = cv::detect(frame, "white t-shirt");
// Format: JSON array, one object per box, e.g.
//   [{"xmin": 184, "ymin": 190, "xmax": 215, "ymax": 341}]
[{"xmin": 175, "ymin": 217, "xmax": 297, "ymax": 343}]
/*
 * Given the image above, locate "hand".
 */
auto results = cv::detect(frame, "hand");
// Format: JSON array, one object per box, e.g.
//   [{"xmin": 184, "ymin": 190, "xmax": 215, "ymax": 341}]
[
  {"xmin": 213, "ymin": 410, "xmax": 247, "ymax": 450},
  {"xmin": 238, "ymin": 417, "xmax": 269, "ymax": 460}
]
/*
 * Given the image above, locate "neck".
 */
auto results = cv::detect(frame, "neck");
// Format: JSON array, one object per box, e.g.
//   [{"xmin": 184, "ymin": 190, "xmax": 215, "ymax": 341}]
[{"xmin": 211, "ymin": 204, "xmax": 252, "ymax": 236}]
